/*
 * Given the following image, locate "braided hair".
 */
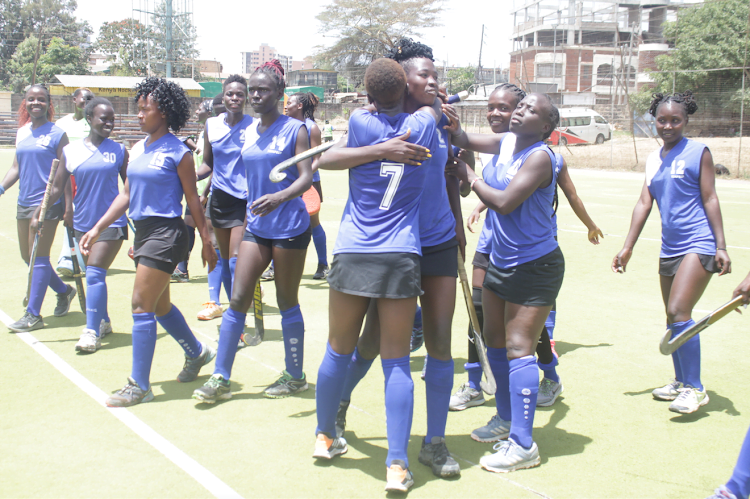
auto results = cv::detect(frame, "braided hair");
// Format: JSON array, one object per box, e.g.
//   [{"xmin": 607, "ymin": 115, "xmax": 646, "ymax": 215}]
[
  {"xmin": 648, "ymin": 90, "xmax": 698, "ymax": 117},
  {"xmin": 384, "ymin": 37, "xmax": 434, "ymax": 73},
  {"xmin": 18, "ymin": 84, "xmax": 55, "ymax": 126},
  {"xmin": 291, "ymin": 92, "xmax": 319, "ymax": 120},
  {"xmin": 134, "ymin": 77, "xmax": 191, "ymax": 132},
  {"xmin": 84, "ymin": 97, "xmax": 113, "ymax": 122},
  {"xmin": 492, "ymin": 83, "xmax": 526, "ymax": 106},
  {"xmin": 253, "ymin": 59, "xmax": 285, "ymax": 91}
]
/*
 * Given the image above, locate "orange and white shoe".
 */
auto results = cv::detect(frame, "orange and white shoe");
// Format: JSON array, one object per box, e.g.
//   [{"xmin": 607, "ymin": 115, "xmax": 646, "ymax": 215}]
[
  {"xmin": 197, "ymin": 302, "xmax": 223, "ymax": 321},
  {"xmin": 385, "ymin": 459, "xmax": 414, "ymax": 492},
  {"xmin": 312, "ymin": 433, "xmax": 347, "ymax": 459}
]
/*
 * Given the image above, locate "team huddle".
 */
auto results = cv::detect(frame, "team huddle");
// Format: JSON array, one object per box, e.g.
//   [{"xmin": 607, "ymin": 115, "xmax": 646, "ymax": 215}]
[{"xmin": 3, "ymin": 37, "xmax": 749, "ymax": 497}]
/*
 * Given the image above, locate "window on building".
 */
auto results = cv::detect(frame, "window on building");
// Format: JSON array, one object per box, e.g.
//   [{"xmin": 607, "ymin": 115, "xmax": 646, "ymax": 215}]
[
  {"xmin": 537, "ymin": 63, "xmax": 562, "ymax": 78},
  {"xmin": 596, "ymin": 63, "xmax": 613, "ymax": 85},
  {"xmin": 581, "ymin": 65, "xmax": 592, "ymax": 78}
]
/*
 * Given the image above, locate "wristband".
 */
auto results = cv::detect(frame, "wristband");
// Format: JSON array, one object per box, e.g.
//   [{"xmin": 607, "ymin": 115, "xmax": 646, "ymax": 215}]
[
  {"xmin": 0, "ymin": 185, "xmax": 5, "ymax": 196},
  {"xmin": 470, "ymin": 178, "xmax": 482, "ymax": 191},
  {"xmin": 717, "ymin": 248, "xmax": 727, "ymax": 251}
]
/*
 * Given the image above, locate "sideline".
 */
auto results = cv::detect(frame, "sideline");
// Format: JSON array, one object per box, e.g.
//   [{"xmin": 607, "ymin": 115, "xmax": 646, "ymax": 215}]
[{"xmin": 1, "ymin": 309, "xmax": 243, "ymax": 499}]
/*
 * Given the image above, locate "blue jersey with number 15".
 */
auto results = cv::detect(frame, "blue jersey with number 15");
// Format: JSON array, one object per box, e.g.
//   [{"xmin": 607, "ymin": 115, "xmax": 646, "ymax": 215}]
[{"xmin": 333, "ymin": 109, "xmax": 437, "ymax": 255}]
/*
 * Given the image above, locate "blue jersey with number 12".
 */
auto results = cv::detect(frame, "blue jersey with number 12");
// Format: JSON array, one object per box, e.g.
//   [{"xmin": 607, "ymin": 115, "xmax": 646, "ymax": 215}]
[{"xmin": 333, "ymin": 109, "xmax": 437, "ymax": 255}]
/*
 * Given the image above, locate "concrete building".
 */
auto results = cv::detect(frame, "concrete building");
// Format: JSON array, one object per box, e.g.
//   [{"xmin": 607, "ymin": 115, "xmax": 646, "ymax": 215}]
[
  {"xmin": 508, "ymin": 0, "xmax": 694, "ymax": 107},
  {"xmin": 240, "ymin": 44, "xmax": 306, "ymax": 74},
  {"xmin": 198, "ymin": 60, "xmax": 223, "ymax": 77}
]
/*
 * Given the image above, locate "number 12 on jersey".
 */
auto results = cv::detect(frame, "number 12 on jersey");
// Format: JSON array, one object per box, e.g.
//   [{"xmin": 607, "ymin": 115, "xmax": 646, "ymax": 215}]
[{"xmin": 379, "ymin": 162, "xmax": 404, "ymax": 210}]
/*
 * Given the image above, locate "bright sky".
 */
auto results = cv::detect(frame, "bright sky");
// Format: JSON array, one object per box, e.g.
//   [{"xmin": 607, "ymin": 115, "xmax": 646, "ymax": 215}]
[{"xmin": 74, "ymin": 0, "xmax": 514, "ymax": 73}]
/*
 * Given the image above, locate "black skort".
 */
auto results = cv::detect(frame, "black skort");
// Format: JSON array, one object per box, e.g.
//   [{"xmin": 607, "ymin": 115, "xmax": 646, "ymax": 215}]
[
  {"xmin": 483, "ymin": 246, "xmax": 565, "ymax": 307},
  {"xmin": 75, "ymin": 226, "xmax": 128, "ymax": 243},
  {"xmin": 242, "ymin": 225, "xmax": 312, "ymax": 250},
  {"xmin": 421, "ymin": 238, "xmax": 458, "ymax": 277},
  {"xmin": 659, "ymin": 253, "xmax": 719, "ymax": 276},
  {"xmin": 17, "ymin": 202, "xmax": 64, "ymax": 221},
  {"xmin": 209, "ymin": 188, "xmax": 246, "ymax": 229},
  {"xmin": 472, "ymin": 251, "xmax": 491, "ymax": 272},
  {"xmin": 132, "ymin": 216, "xmax": 188, "ymax": 274},
  {"xmin": 327, "ymin": 252, "xmax": 422, "ymax": 299}
]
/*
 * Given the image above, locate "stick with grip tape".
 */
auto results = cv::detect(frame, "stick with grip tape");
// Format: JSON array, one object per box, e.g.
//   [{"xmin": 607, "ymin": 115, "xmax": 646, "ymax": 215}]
[
  {"xmin": 659, "ymin": 295, "xmax": 747, "ymax": 355},
  {"xmin": 66, "ymin": 227, "xmax": 86, "ymax": 312},
  {"xmin": 242, "ymin": 280, "xmax": 265, "ymax": 346},
  {"xmin": 457, "ymin": 252, "xmax": 497, "ymax": 395},
  {"xmin": 24, "ymin": 159, "xmax": 60, "ymax": 308}
]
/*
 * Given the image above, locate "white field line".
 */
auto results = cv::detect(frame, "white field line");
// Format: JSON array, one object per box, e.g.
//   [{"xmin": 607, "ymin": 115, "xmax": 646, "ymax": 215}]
[{"xmin": 1, "ymin": 309, "xmax": 243, "ymax": 499}]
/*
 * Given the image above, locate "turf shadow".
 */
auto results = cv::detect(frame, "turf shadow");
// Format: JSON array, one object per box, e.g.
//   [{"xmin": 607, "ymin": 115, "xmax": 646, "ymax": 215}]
[
  {"xmin": 669, "ymin": 390, "xmax": 741, "ymax": 422},
  {"xmin": 105, "ymin": 268, "xmax": 136, "ymax": 276},
  {"xmin": 554, "ymin": 340, "xmax": 613, "ymax": 356},
  {"xmin": 150, "ymin": 376, "xmax": 244, "ymax": 404},
  {"xmin": 534, "ymin": 401, "xmax": 593, "ymax": 463}
]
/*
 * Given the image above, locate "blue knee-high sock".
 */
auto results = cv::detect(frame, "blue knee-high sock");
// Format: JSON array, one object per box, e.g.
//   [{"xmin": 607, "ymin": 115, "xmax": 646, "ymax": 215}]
[
  {"xmin": 727, "ymin": 425, "xmax": 750, "ymax": 499},
  {"xmin": 131, "ymin": 312, "xmax": 157, "ymax": 390},
  {"xmin": 538, "ymin": 355, "xmax": 560, "ymax": 383},
  {"xmin": 214, "ymin": 308, "xmax": 245, "ymax": 379},
  {"xmin": 221, "ymin": 258, "xmax": 232, "ymax": 301},
  {"xmin": 156, "ymin": 305, "xmax": 201, "ymax": 358},
  {"xmin": 340, "ymin": 347, "xmax": 375, "ymax": 401},
  {"xmin": 545, "ymin": 310, "xmax": 556, "ymax": 339},
  {"xmin": 382, "ymin": 355, "xmax": 414, "ymax": 468},
  {"xmin": 487, "ymin": 347, "xmax": 511, "ymax": 421},
  {"xmin": 669, "ymin": 324, "xmax": 685, "ymax": 383},
  {"xmin": 315, "ymin": 343, "xmax": 352, "ymax": 437},
  {"xmin": 228, "ymin": 257, "xmax": 237, "ymax": 294},
  {"xmin": 208, "ymin": 249, "xmax": 222, "ymax": 305},
  {"xmin": 413, "ymin": 306, "xmax": 423, "ymax": 331},
  {"xmin": 177, "ymin": 228, "xmax": 195, "ymax": 274},
  {"xmin": 672, "ymin": 319, "xmax": 703, "ymax": 390},
  {"xmin": 465, "ymin": 362, "xmax": 483, "ymax": 391},
  {"xmin": 280, "ymin": 305, "xmax": 305, "ymax": 378},
  {"xmin": 312, "ymin": 224, "xmax": 328, "ymax": 266},
  {"xmin": 85, "ymin": 266, "xmax": 107, "ymax": 334},
  {"xmin": 509, "ymin": 355, "xmax": 539, "ymax": 449},
  {"xmin": 424, "ymin": 355, "xmax": 454, "ymax": 441},
  {"xmin": 27, "ymin": 256, "xmax": 53, "ymax": 316},
  {"xmin": 47, "ymin": 257, "xmax": 68, "ymax": 294}
]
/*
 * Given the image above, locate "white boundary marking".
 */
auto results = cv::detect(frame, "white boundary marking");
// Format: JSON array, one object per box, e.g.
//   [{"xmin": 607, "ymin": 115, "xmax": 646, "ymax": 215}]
[{"xmin": 1, "ymin": 309, "xmax": 243, "ymax": 499}]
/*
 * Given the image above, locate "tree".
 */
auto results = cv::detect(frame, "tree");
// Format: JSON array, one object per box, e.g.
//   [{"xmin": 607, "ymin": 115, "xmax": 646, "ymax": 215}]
[
  {"xmin": 314, "ymin": 0, "xmax": 443, "ymax": 85},
  {"xmin": 148, "ymin": 0, "xmax": 199, "ymax": 78},
  {"xmin": 95, "ymin": 19, "xmax": 149, "ymax": 76},
  {"xmin": 632, "ymin": 0, "xmax": 749, "ymax": 113},
  {"xmin": 0, "ymin": 0, "xmax": 25, "ymax": 85},
  {"xmin": 7, "ymin": 35, "xmax": 88, "ymax": 92},
  {"xmin": 446, "ymin": 66, "xmax": 475, "ymax": 94}
]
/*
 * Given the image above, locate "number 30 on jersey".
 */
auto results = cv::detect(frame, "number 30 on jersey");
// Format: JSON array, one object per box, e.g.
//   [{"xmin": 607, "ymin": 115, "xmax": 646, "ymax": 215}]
[{"xmin": 379, "ymin": 162, "xmax": 404, "ymax": 210}]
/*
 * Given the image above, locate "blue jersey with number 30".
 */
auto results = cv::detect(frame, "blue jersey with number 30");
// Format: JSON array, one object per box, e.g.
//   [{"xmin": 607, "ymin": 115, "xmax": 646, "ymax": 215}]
[
  {"xmin": 646, "ymin": 138, "xmax": 715, "ymax": 258},
  {"xmin": 333, "ymin": 109, "xmax": 437, "ymax": 255}
]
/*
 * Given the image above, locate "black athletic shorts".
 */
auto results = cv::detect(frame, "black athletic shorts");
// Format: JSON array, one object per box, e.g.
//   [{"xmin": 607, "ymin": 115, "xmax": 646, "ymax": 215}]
[
  {"xmin": 659, "ymin": 253, "xmax": 719, "ymax": 276},
  {"xmin": 313, "ymin": 180, "xmax": 323, "ymax": 203},
  {"xmin": 472, "ymin": 251, "xmax": 491, "ymax": 272},
  {"xmin": 17, "ymin": 202, "xmax": 64, "ymax": 221},
  {"xmin": 75, "ymin": 226, "xmax": 128, "ymax": 243},
  {"xmin": 484, "ymin": 246, "xmax": 565, "ymax": 307},
  {"xmin": 132, "ymin": 216, "xmax": 188, "ymax": 274},
  {"xmin": 242, "ymin": 225, "xmax": 312, "ymax": 250},
  {"xmin": 421, "ymin": 238, "xmax": 458, "ymax": 277},
  {"xmin": 327, "ymin": 252, "xmax": 422, "ymax": 299},
  {"xmin": 209, "ymin": 188, "xmax": 246, "ymax": 229}
]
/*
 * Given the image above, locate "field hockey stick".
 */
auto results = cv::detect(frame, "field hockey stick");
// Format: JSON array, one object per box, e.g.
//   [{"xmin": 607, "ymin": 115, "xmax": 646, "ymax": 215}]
[
  {"xmin": 66, "ymin": 227, "xmax": 86, "ymax": 312},
  {"xmin": 243, "ymin": 280, "xmax": 265, "ymax": 346},
  {"xmin": 269, "ymin": 140, "xmax": 338, "ymax": 183},
  {"xmin": 25, "ymin": 159, "xmax": 60, "ymax": 307},
  {"xmin": 457, "ymin": 252, "xmax": 497, "ymax": 395},
  {"xmin": 126, "ymin": 218, "xmax": 136, "ymax": 261},
  {"xmin": 660, "ymin": 295, "xmax": 746, "ymax": 355}
]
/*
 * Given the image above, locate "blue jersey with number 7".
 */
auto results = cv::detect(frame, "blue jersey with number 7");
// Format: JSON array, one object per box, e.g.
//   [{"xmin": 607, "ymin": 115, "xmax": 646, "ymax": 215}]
[{"xmin": 333, "ymin": 109, "xmax": 437, "ymax": 255}]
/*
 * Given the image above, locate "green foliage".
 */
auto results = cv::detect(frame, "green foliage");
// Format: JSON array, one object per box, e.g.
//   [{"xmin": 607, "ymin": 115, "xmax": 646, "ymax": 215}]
[
  {"xmin": 446, "ymin": 66, "xmax": 475, "ymax": 94},
  {"xmin": 95, "ymin": 20, "xmax": 149, "ymax": 76},
  {"xmin": 7, "ymin": 35, "xmax": 88, "ymax": 92},
  {"xmin": 314, "ymin": 0, "xmax": 443, "ymax": 84}
]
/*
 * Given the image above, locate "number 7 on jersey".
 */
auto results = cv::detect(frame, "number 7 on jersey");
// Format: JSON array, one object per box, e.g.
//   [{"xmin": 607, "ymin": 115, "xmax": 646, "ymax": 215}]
[{"xmin": 379, "ymin": 162, "xmax": 404, "ymax": 210}]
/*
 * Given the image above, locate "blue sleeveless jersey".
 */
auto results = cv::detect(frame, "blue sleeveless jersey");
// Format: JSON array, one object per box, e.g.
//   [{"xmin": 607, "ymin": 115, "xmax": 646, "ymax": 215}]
[
  {"xmin": 206, "ymin": 113, "xmax": 253, "ymax": 200},
  {"xmin": 333, "ymin": 109, "xmax": 437, "ymax": 255},
  {"xmin": 64, "ymin": 139, "xmax": 127, "ymax": 232},
  {"xmin": 305, "ymin": 118, "xmax": 321, "ymax": 183},
  {"xmin": 551, "ymin": 152, "xmax": 564, "ymax": 238},
  {"xmin": 127, "ymin": 134, "xmax": 189, "ymax": 220},
  {"xmin": 487, "ymin": 140, "xmax": 558, "ymax": 268},
  {"xmin": 646, "ymin": 138, "xmax": 715, "ymax": 258},
  {"xmin": 242, "ymin": 115, "xmax": 310, "ymax": 238},
  {"xmin": 418, "ymin": 114, "xmax": 455, "ymax": 247},
  {"xmin": 15, "ymin": 122, "xmax": 66, "ymax": 207},
  {"xmin": 476, "ymin": 133, "xmax": 515, "ymax": 255}
]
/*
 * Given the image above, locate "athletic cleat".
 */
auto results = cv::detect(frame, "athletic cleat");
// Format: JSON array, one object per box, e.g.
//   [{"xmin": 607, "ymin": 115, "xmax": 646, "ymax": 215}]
[
  {"xmin": 385, "ymin": 459, "xmax": 414, "ymax": 492},
  {"xmin": 480, "ymin": 438, "xmax": 541, "ymax": 473},
  {"xmin": 312, "ymin": 263, "xmax": 329, "ymax": 280},
  {"xmin": 537, "ymin": 378, "xmax": 563, "ymax": 407},
  {"xmin": 335, "ymin": 399, "xmax": 350, "ymax": 437},
  {"xmin": 75, "ymin": 328, "xmax": 101, "ymax": 353},
  {"xmin": 170, "ymin": 269, "xmax": 189, "ymax": 283},
  {"xmin": 707, "ymin": 485, "xmax": 738, "ymax": 499},
  {"xmin": 449, "ymin": 382, "xmax": 486, "ymax": 411},
  {"xmin": 652, "ymin": 379, "xmax": 684, "ymax": 401},
  {"xmin": 313, "ymin": 433, "xmax": 348, "ymax": 459},
  {"xmin": 99, "ymin": 319, "xmax": 112, "ymax": 338},
  {"xmin": 197, "ymin": 301, "xmax": 223, "ymax": 321},
  {"xmin": 237, "ymin": 334, "xmax": 246, "ymax": 350},
  {"xmin": 53, "ymin": 285, "xmax": 76, "ymax": 317},
  {"xmin": 418, "ymin": 436, "xmax": 460, "ymax": 478},
  {"xmin": 264, "ymin": 370, "xmax": 308, "ymax": 398},
  {"xmin": 410, "ymin": 328, "xmax": 424, "ymax": 353},
  {"xmin": 193, "ymin": 374, "xmax": 232, "ymax": 403},
  {"xmin": 177, "ymin": 342, "xmax": 216, "ymax": 383},
  {"xmin": 106, "ymin": 377, "xmax": 154, "ymax": 407},
  {"xmin": 8, "ymin": 311, "xmax": 44, "ymax": 332},
  {"xmin": 260, "ymin": 266, "xmax": 274, "ymax": 281},
  {"xmin": 471, "ymin": 413, "xmax": 511, "ymax": 442},
  {"xmin": 57, "ymin": 258, "xmax": 74, "ymax": 278},
  {"xmin": 669, "ymin": 386, "xmax": 709, "ymax": 414}
]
